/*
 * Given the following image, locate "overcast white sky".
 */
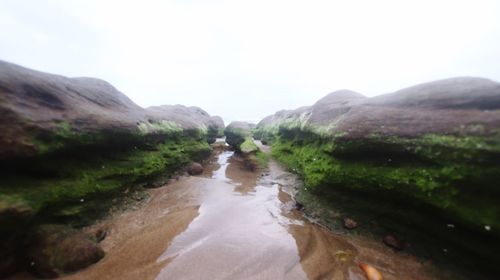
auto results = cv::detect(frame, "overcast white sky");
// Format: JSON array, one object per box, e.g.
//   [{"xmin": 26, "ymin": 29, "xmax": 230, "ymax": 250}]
[{"xmin": 1, "ymin": 0, "xmax": 499, "ymax": 124}]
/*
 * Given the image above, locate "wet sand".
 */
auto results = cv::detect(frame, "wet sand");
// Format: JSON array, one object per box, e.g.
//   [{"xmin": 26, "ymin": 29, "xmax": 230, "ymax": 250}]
[{"xmin": 50, "ymin": 141, "xmax": 442, "ymax": 279}]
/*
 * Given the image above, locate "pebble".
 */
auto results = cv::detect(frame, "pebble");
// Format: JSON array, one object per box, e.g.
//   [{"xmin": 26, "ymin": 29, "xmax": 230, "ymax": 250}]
[
  {"xmin": 95, "ymin": 228, "xmax": 108, "ymax": 243},
  {"xmin": 383, "ymin": 234, "xmax": 403, "ymax": 250},
  {"xmin": 343, "ymin": 217, "xmax": 358, "ymax": 229}
]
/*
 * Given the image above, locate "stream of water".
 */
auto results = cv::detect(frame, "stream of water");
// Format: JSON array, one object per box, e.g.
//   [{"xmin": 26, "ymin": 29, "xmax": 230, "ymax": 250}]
[{"xmin": 55, "ymin": 144, "xmax": 440, "ymax": 280}]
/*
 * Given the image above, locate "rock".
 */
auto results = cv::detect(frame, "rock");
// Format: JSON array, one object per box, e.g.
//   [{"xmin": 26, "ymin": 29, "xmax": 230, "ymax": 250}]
[
  {"xmin": 254, "ymin": 76, "xmax": 500, "ymax": 270},
  {"xmin": 94, "ymin": 228, "xmax": 107, "ymax": 243},
  {"xmin": 0, "ymin": 60, "xmax": 219, "ymax": 277},
  {"xmin": 187, "ymin": 162, "xmax": 203, "ymax": 175},
  {"xmin": 27, "ymin": 224, "xmax": 104, "ymax": 278},
  {"xmin": 342, "ymin": 217, "xmax": 358, "ymax": 229},
  {"xmin": 0, "ymin": 60, "xmax": 224, "ymax": 160},
  {"xmin": 209, "ymin": 116, "xmax": 225, "ymax": 138},
  {"xmin": 308, "ymin": 90, "xmax": 366, "ymax": 126},
  {"xmin": 358, "ymin": 263, "xmax": 383, "ymax": 280},
  {"xmin": 224, "ymin": 121, "xmax": 254, "ymax": 150},
  {"xmin": 256, "ymin": 77, "xmax": 500, "ymax": 138},
  {"xmin": 295, "ymin": 202, "xmax": 304, "ymax": 211},
  {"xmin": 146, "ymin": 105, "xmax": 224, "ymax": 143},
  {"xmin": 0, "ymin": 200, "xmax": 34, "ymax": 277},
  {"xmin": 383, "ymin": 234, "xmax": 403, "ymax": 250}
]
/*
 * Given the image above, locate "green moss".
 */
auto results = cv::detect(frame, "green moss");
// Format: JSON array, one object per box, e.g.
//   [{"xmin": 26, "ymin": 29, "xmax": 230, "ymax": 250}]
[
  {"xmin": 255, "ymin": 151, "xmax": 270, "ymax": 169},
  {"xmin": 264, "ymin": 123, "xmax": 500, "ymax": 234},
  {"xmin": 270, "ymin": 131, "xmax": 500, "ymax": 276},
  {"xmin": 137, "ymin": 120, "xmax": 182, "ymax": 135},
  {"xmin": 0, "ymin": 137, "xmax": 211, "ymax": 224},
  {"xmin": 240, "ymin": 138, "xmax": 259, "ymax": 154},
  {"xmin": 224, "ymin": 129, "xmax": 246, "ymax": 151}
]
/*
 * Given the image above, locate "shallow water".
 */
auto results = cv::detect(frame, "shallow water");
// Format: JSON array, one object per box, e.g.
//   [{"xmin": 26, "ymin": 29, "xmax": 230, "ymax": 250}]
[
  {"xmin": 154, "ymin": 149, "xmax": 436, "ymax": 280},
  {"xmin": 54, "ymin": 144, "xmax": 440, "ymax": 280}
]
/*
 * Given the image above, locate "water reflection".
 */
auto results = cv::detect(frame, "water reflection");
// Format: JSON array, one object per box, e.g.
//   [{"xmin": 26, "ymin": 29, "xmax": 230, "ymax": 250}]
[
  {"xmin": 155, "ymin": 150, "xmax": 438, "ymax": 280},
  {"xmin": 155, "ymin": 151, "xmax": 307, "ymax": 279}
]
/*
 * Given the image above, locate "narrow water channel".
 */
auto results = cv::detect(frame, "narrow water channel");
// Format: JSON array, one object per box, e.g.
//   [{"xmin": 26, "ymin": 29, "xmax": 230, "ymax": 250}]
[{"xmin": 60, "ymin": 144, "xmax": 441, "ymax": 280}]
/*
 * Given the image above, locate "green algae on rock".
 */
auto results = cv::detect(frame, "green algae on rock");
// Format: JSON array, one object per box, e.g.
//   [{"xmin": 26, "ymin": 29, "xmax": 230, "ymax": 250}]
[
  {"xmin": 224, "ymin": 121, "xmax": 269, "ymax": 170},
  {"xmin": 256, "ymin": 77, "xmax": 500, "ymax": 277},
  {"xmin": 224, "ymin": 121, "xmax": 254, "ymax": 151},
  {"xmin": 0, "ymin": 60, "xmax": 222, "ymax": 277}
]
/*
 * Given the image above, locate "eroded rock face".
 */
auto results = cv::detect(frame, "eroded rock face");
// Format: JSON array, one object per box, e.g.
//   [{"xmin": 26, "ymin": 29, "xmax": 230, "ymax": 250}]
[
  {"xmin": 256, "ymin": 77, "xmax": 500, "ymax": 276},
  {"xmin": 27, "ymin": 224, "xmax": 104, "ymax": 278}
]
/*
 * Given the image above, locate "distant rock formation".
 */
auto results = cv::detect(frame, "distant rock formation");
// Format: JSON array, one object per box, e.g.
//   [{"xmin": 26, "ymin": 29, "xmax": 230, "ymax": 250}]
[{"xmin": 224, "ymin": 121, "xmax": 254, "ymax": 151}]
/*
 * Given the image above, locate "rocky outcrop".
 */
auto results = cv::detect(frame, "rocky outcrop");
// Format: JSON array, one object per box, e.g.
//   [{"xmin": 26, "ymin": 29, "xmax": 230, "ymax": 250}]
[
  {"xmin": 146, "ymin": 105, "xmax": 224, "ymax": 143},
  {"xmin": 256, "ymin": 77, "xmax": 500, "ymax": 138},
  {"xmin": 256, "ymin": 77, "xmax": 500, "ymax": 277},
  {"xmin": 27, "ymin": 224, "xmax": 104, "ymax": 278},
  {"xmin": 209, "ymin": 116, "xmax": 225, "ymax": 138},
  {"xmin": 224, "ymin": 121, "xmax": 267, "ymax": 170},
  {"xmin": 224, "ymin": 121, "xmax": 254, "ymax": 152},
  {"xmin": 0, "ymin": 60, "xmax": 219, "ymax": 277}
]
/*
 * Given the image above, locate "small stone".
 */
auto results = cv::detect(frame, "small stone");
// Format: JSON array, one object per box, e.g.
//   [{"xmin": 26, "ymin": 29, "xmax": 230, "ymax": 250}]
[
  {"xmin": 80, "ymin": 198, "xmax": 84, "ymax": 203},
  {"xmin": 447, "ymin": 224, "xmax": 455, "ymax": 229},
  {"xmin": 343, "ymin": 218, "xmax": 358, "ymax": 229},
  {"xmin": 187, "ymin": 162, "xmax": 203, "ymax": 175},
  {"xmin": 95, "ymin": 229, "xmax": 107, "ymax": 243},
  {"xmin": 383, "ymin": 234, "xmax": 403, "ymax": 250},
  {"xmin": 485, "ymin": 225, "xmax": 491, "ymax": 231}
]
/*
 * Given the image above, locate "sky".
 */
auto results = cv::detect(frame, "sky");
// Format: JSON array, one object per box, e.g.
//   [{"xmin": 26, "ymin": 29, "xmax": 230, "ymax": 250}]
[{"xmin": 1, "ymin": 0, "xmax": 500, "ymax": 124}]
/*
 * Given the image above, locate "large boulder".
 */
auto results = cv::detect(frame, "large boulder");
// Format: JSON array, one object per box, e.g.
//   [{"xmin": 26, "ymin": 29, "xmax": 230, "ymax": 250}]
[
  {"xmin": 209, "ymin": 116, "xmax": 225, "ymax": 138},
  {"xmin": 0, "ymin": 61, "xmax": 145, "ymax": 159},
  {"xmin": 324, "ymin": 77, "xmax": 500, "ymax": 138},
  {"xmin": 187, "ymin": 162, "xmax": 203, "ymax": 175},
  {"xmin": 256, "ymin": 77, "xmax": 500, "ymax": 138},
  {"xmin": 257, "ymin": 77, "xmax": 500, "ymax": 277},
  {"xmin": 27, "ymin": 224, "xmax": 104, "ymax": 278},
  {"xmin": 0, "ymin": 60, "xmax": 219, "ymax": 276},
  {"xmin": 224, "ymin": 121, "xmax": 254, "ymax": 151},
  {"xmin": 146, "ymin": 105, "xmax": 224, "ymax": 143}
]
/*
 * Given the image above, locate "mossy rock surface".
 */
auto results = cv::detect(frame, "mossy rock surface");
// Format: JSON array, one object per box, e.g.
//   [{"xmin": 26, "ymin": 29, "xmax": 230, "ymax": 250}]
[
  {"xmin": 224, "ymin": 121, "xmax": 254, "ymax": 151},
  {"xmin": 0, "ymin": 60, "xmax": 218, "ymax": 276},
  {"xmin": 257, "ymin": 77, "xmax": 500, "ymax": 277}
]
